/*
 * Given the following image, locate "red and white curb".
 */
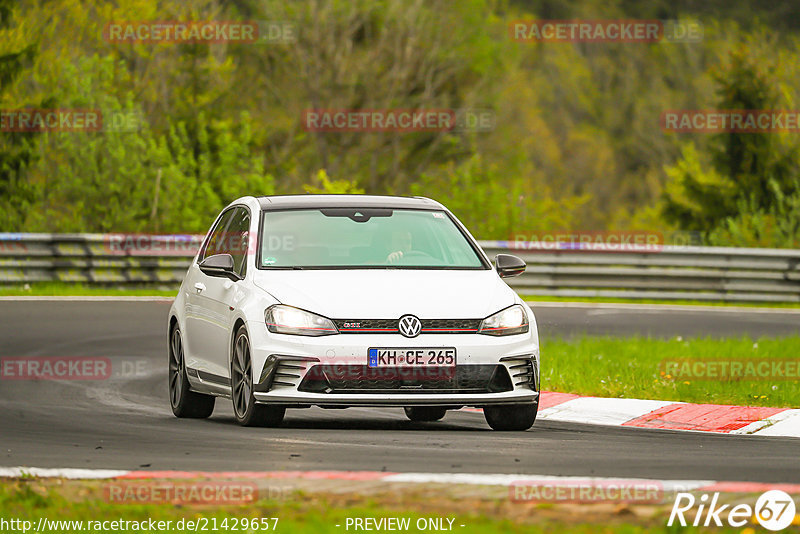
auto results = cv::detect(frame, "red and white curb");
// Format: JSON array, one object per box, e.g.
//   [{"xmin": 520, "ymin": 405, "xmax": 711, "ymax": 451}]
[
  {"xmin": 2, "ymin": 467, "xmax": 800, "ymax": 496},
  {"xmin": 466, "ymin": 391, "xmax": 800, "ymax": 437}
]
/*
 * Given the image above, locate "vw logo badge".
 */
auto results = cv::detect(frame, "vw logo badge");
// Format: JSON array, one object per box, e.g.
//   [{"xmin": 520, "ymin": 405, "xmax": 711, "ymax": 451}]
[{"xmin": 398, "ymin": 315, "xmax": 422, "ymax": 338}]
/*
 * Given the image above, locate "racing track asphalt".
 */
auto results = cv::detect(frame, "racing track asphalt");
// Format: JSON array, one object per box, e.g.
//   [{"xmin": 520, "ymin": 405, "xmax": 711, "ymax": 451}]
[{"xmin": 0, "ymin": 300, "xmax": 798, "ymax": 482}]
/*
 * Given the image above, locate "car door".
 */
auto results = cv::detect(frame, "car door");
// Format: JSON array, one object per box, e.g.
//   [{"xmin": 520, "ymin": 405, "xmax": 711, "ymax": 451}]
[
  {"xmin": 201, "ymin": 206, "xmax": 252, "ymax": 379},
  {"xmin": 183, "ymin": 207, "xmax": 238, "ymax": 382}
]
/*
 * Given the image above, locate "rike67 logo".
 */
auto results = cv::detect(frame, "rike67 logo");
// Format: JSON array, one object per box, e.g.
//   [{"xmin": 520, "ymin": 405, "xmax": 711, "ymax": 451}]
[{"xmin": 668, "ymin": 490, "xmax": 796, "ymax": 531}]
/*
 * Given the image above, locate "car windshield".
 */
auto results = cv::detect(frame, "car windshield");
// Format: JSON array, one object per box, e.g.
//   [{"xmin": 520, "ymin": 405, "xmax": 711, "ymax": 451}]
[{"xmin": 258, "ymin": 208, "xmax": 486, "ymax": 269}]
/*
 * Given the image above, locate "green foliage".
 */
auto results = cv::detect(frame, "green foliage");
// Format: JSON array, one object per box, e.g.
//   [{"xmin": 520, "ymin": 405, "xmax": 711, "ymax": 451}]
[
  {"xmin": 662, "ymin": 42, "xmax": 800, "ymax": 241},
  {"xmin": 25, "ymin": 55, "xmax": 274, "ymax": 233},
  {"xmin": 661, "ymin": 143, "xmax": 737, "ymax": 231},
  {"xmin": 0, "ymin": 0, "xmax": 43, "ymax": 230},
  {"xmin": 0, "ymin": 0, "xmax": 799, "ymax": 246},
  {"xmin": 707, "ymin": 177, "xmax": 800, "ymax": 248},
  {"xmin": 303, "ymin": 169, "xmax": 364, "ymax": 194},
  {"xmin": 411, "ymin": 155, "xmax": 586, "ymax": 240}
]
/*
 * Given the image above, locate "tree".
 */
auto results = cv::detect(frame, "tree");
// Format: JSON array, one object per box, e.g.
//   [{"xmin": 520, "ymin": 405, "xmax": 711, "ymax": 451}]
[
  {"xmin": 27, "ymin": 55, "xmax": 275, "ymax": 233},
  {"xmin": 662, "ymin": 44, "xmax": 800, "ymax": 233},
  {"xmin": 304, "ymin": 169, "xmax": 364, "ymax": 194},
  {"xmin": 0, "ymin": 0, "xmax": 48, "ymax": 230}
]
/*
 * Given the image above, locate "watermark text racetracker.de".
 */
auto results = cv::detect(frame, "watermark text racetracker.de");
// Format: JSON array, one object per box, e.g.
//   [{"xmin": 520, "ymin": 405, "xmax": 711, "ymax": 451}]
[
  {"xmin": 302, "ymin": 109, "xmax": 495, "ymax": 133},
  {"xmin": 103, "ymin": 20, "xmax": 296, "ymax": 44},
  {"xmin": 508, "ymin": 231, "xmax": 698, "ymax": 253},
  {"xmin": 511, "ymin": 231, "xmax": 663, "ymax": 253},
  {"xmin": 660, "ymin": 358, "xmax": 800, "ymax": 381},
  {"xmin": 103, "ymin": 481, "xmax": 291, "ymax": 505},
  {"xmin": 0, "ymin": 109, "xmax": 143, "ymax": 133},
  {"xmin": 509, "ymin": 19, "xmax": 702, "ymax": 43},
  {"xmin": 102, "ymin": 234, "xmax": 203, "ymax": 256},
  {"xmin": 510, "ymin": 479, "xmax": 664, "ymax": 503},
  {"xmin": 101, "ymin": 232, "xmax": 297, "ymax": 257},
  {"xmin": 0, "ymin": 356, "xmax": 148, "ymax": 381},
  {"xmin": 662, "ymin": 110, "xmax": 800, "ymax": 133}
]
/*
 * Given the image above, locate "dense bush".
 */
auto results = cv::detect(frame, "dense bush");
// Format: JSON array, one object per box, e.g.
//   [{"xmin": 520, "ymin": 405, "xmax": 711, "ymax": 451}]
[{"xmin": 0, "ymin": 0, "xmax": 798, "ymax": 244}]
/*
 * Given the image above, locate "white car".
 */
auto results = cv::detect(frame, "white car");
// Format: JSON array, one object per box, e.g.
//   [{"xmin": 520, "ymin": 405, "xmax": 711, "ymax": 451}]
[{"xmin": 168, "ymin": 195, "xmax": 540, "ymax": 430}]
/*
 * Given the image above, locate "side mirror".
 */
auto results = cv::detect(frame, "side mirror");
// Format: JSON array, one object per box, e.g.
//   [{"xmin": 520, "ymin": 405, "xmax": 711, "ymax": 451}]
[
  {"xmin": 199, "ymin": 254, "xmax": 241, "ymax": 281},
  {"xmin": 495, "ymin": 254, "xmax": 526, "ymax": 278}
]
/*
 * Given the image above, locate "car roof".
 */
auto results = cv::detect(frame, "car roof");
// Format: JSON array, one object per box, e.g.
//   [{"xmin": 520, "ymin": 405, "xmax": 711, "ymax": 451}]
[{"xmin": 256, "ymin": 194, "xmax": 444, "ymax": 211}]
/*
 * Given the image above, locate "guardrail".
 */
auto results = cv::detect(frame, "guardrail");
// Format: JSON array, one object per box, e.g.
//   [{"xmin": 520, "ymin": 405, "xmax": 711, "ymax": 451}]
[
  {"xmin": 0, "ymin": 233, "xmax": 203, "ymax": 287},
  {"xmin": 0, "ymin": 234, "xmax": 798, "ymax": 302},
  {"xmin": 482, "ymin": 241, "xmax": 800, "ymax": 303}
]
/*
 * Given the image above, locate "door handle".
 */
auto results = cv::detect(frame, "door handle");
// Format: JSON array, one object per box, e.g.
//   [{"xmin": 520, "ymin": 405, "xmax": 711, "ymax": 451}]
[{"xmin": 194, "ymin": 282, "xmax": 206, "ymax": 293}]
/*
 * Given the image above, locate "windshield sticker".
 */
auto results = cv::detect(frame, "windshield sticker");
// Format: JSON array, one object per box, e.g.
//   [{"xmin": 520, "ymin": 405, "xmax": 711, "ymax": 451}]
[{"xmin": 263, "ymin": 256, "xmax": 277, "ymax": 265}]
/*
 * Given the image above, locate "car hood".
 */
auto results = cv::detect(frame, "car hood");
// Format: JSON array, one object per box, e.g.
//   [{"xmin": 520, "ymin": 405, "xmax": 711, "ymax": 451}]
[{"xmin": 252, "ymin": 269, "xmax": 517, "ymax": 319}]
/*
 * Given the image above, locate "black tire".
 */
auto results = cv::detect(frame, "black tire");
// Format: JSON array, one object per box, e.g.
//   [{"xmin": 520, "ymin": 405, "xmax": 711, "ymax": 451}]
[
  {"xmin": 404, "ymin": 406, "xmax": 447, "ymax": 422},
  {"xmin": 483, "ymin": 401, "xmax": 538, "ymax": 431},
  {"xmin": 169, "ymin": 324, "xmax": 215, "ymax": 418},
  {"xmin": 231, "ymin": 325, "xmax": 285, "ymax": 427}
]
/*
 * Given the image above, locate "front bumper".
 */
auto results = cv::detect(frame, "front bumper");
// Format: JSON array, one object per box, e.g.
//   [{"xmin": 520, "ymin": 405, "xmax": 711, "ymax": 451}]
[
  {"xmin": 252, "ymin": 390, "xmax": 538, "ymax": 407},
  {"xmin": 246, "ymin": 320, "xmax": 539, "ymax": 408}
]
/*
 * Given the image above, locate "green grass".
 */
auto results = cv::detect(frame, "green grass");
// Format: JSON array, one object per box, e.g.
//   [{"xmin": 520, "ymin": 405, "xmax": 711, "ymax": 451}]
[
  {"xmin": 525, "ymin": 295, "xmax": 800, "ymax": 309},
  {"xmin": 0, "ymin": 481, "xmax": 747, "ymax": 534},
  {"xmin": 0, "ymin": 282, "xmax": 177, "ymax": 297},
  {"xmin": 542, "ymin": 335, "xmax": 800, "ymax": 407}
]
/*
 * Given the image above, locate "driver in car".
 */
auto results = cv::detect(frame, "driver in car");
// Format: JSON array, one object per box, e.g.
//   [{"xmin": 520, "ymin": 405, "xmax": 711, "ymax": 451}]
[{"xmin": 386, "ymin": 230, "xmax": 413, "ymax": 264}]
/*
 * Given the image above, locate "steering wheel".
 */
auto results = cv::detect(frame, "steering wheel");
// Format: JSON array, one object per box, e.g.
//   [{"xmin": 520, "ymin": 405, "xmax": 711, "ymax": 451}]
[
  {"xmin": 387, "ymin": 249, "xmax": 437, "ymax": 265},
  {"xmin": 400, "ymin": 250, "xmax": 433, "ymax": 259}
]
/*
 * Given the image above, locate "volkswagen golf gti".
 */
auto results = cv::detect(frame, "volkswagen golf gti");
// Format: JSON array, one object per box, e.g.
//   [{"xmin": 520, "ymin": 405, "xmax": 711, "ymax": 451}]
[{"xmin": 167, "ymin": 195, "xmax": 540, "ymax": 430}]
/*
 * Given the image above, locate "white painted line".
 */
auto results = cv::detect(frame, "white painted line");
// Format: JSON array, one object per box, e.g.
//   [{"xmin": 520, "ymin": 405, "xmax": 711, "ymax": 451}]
[
  {"xmin": 383, "ymin": 472, "xmax": 712, "ymax": 492},
  {"xmin": 746, "ymin": 409, "xmax": 800, "ymax": 438},
  {"xmin": 0, "ymin": 296, "xmax": 174, "ymax": 302},
  {"xmin": 6, "ymin": 467, "xmax": 800, "ymax": 494},
  {"xmin": 538, "ymin": 397, "xmax": 677, "ymax": 427},
  {"xmin": 526, "ymin": 301, "xmax": 800, "ymax": 314},
  {"xmin": 0, "ymin": 466, "xmax": 712, "ymax": 493},
  {"xmin": 0, "ymin": 467, "xmax": 129, "ymax": 479},
  {"xmin": 728, "ymin": 410, "xmax": 800, "ymax": 435},
  {"xmin": 727, "ymin": 409, "xmax": 800, "ymax": 436}
]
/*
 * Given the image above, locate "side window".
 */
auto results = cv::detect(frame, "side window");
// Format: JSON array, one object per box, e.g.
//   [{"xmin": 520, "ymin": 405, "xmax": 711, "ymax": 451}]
[
  {"xmin": 226, "ymin": 207, "xmax": 251, "ymax": 277},
  {"xmin": 199, "ymin": 208, "xmax": 236, "ymax": 262}
]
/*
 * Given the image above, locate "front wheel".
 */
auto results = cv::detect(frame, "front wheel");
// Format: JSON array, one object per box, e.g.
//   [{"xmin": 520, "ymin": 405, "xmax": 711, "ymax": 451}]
[
  {"xmin": 169, "ymin": 324, "xmax": 215, "ymax": 418},
  {"xmin": 404, "ymin": 406, "xmax": 447, "ymax": 422},
  {"xmin": 231, "ymin": 326, "xmax": 285, "ymax": 427},
  {"xmin": 483, "ymin": 401, "xmax": 538, "ymax": 431}
]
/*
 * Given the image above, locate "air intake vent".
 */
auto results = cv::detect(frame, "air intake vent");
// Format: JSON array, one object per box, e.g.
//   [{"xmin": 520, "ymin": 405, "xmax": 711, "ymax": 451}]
[
  {"xmin": 500, "ymin": 354, "xmax": 538, "ymax": 390},
  {"xmin": 255, "ymin": 355, "xmax": 320, "ymax": 392},
  {"xmin": 297, "ymin": 364, "xmax": 512, "ymax": 394}
]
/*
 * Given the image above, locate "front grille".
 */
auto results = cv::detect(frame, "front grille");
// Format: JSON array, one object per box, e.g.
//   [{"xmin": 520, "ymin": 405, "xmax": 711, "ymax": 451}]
[
  {"xmin": 297, "ymin": 364, "xmax": 512, "ymax": 394},
  {"xmin": 333, "ymin": 318, "xmax": 482, "ymax": 334}
]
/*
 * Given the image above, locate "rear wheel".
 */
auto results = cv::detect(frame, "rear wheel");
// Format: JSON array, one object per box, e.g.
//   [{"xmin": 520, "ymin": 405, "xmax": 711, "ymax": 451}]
[
  {"xmin": 483, "ymin": 401, "xmax": 538, "ymax": 431},
  {"xmin": 231, "ymin": 326, "xmax": 285, "ymax": 427},
  {"xmin": 169, "ymin": 324, "xmax": 215, "ymax": 418},
  {"xmin": 404, "ymin": 406, "xmax": 447, "ymax": 422}
]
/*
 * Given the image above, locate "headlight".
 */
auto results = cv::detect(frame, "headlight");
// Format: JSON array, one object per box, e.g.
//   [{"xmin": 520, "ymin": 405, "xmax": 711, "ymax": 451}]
[
  {"xmin": 479, "ymin": 304, "xmax": 529, "ymax": 336},
  {"xmin": 265, "ymin": 305, "xmax": 339, "ymax": 336}
]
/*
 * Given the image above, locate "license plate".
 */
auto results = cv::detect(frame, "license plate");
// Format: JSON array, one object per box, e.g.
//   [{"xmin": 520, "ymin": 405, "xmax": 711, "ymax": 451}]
[{"xmin": 368, "ymin": 348, "xmax": 456, "ymax": 368}]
